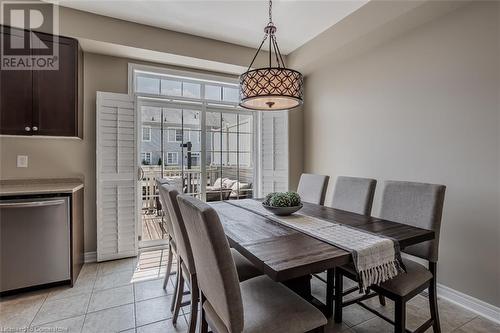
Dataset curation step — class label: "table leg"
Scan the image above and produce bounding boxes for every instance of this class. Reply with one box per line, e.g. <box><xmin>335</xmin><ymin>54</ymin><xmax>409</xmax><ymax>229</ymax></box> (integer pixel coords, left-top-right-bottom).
<box><xmin>284</xmin><ymin>273</ymin><xmax>336</xmax><ymax>319</ymax></box>
<box><xmin>325</xmin><ymin>268</ymin><xmax>335</xmax><ymax>318</ymax></box>
<box><xmin>334</xmin><ymin>268</ymin><xmax>343</xmax><ymax>323</ymax></box>
<box><xmin>283</xmin><ymin>275</ymin><xmax>312</xmax><ymax>300</ymax></box>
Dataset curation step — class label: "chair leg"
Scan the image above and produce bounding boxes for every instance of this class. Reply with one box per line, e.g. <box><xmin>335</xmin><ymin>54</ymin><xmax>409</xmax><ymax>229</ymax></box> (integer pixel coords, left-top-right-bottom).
<box><xmin>378</xmin><ymin>294</ymin><xmax>386</xmax><ymax>306</ymax></box>
<box><xmin>394</xmin><ymin>300</ymin><xmax>406</xmax><ymax>333</ymax></box>
<box><xmin>163</xmin><ymin>242</ymin><xmax>174</xmax><ymax>290</ymax></box>
<box><xmin>334</xmin><ymin>269</ymin><xmax>343</xmax><ymax>323</ymax></box>
<box><xmin>170</xmin><ymin>255</ymin><xmax>180</xmax><ymax>313</ymax></box>
<box><xmin>172</xmin><ymin>262</ymin><xmax>184</xmax><ymax>325</ymax></box>
<box><xmin>200</xmin><ymin>292</ymin><xmax>208</xmax><ymax>333</ymax></box>
<box><xmin>188</xmin><ymin>274</ymin><xmax>199</xmax><ymax>333</ymax></box>
<box><xmin>429</xmin><ymin>265</ymin><xmax>441</xmax><ymax>333</ymax></box>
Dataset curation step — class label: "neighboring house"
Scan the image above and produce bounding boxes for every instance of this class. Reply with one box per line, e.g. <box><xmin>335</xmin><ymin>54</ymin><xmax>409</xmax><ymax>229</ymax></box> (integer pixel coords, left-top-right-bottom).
<box><xmin>141</xmin><ymin>122</ymin><xmax>206</xmax><ymax>167</ymax></box>
<box><xmin>140</xmin><ymin>107</ymin><xmax>253</xmax><ymax>170</ymax></box>
<box><xmin>140</xmin><ymin>107</ymin><xmax>207</xmax><ymax>167</ymax></box>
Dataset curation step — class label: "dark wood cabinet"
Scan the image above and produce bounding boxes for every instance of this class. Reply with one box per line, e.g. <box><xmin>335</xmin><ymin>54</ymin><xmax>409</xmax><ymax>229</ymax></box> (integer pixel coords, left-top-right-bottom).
<box><xmin>0</xmin><ymin>27</ymin><xmax>82</xmax><ymax>137</ymax></box>
<box><xmin>0</xmin><ymin>67</ymin><xmax>33</xmax><ymax>135</ymax></box>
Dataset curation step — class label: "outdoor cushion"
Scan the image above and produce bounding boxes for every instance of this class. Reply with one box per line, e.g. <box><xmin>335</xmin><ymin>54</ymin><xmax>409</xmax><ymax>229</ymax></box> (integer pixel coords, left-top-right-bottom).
<box><xmin>230</xmin><ymin>182</ymin><xmax>250</xmax><ymax>197</ymax></box>
<box><xmin>222</xmin><ymin>178</ymin><xmax>236</xmax><ymax>189</ymax></box>
<box><xmin>203</xmin><ymin>275</ymin><xmax>327</xmax><ymax>333</ymax></box>
<box><xmin>212</xmin><ymin>178</ymin><xmax>226</xmax><ymax>188</ymax></box>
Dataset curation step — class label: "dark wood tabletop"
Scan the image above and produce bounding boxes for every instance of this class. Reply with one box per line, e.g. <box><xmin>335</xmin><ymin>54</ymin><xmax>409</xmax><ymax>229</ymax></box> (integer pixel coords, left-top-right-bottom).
<box><xmin>210</xmin><ymin>200</ymin><xmax>435</xmax><ymax>282</ymax></box>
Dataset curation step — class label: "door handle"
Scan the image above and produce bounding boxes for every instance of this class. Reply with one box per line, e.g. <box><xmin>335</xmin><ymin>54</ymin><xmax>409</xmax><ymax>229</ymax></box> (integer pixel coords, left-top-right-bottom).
<box><xmin>25</xmin><ymin>126</ymin><xmax>31</xmax><ymax>132</ymax></box>
<box><xmin>0</xmin><ymin>199</ymin><xmax>66</xmax><ymax>208</ymax></box>
<box><xmin>32</xmin><ymin>126</ymin><xmax>38</xmax><ymax>131</ymax></box>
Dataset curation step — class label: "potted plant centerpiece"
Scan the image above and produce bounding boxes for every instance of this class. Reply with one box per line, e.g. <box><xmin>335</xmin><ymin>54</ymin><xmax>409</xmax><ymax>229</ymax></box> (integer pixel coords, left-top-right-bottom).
<box><xmin>262</xmin><ymin>192</ymin><xmax>303</xmax><ymax>216</ymax></box>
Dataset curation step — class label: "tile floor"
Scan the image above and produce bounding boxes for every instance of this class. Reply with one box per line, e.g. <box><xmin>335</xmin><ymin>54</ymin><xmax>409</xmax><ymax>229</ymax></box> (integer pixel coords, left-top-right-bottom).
<box><xmin>1</xmin><ymin>249</ymin><xmax>498</xmax><ymax>333</ymax></box>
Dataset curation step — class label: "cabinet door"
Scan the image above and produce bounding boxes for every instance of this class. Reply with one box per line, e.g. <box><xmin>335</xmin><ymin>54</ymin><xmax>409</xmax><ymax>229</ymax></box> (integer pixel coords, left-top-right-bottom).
<box><xmin>0</xmin><ymin>31</ymin><xmax>34</xmax><ymax>135</ymax></box>
<box><xmin>33</xmin><ymin>34</ymin><xmax>78</xmax><ymax>136</ymax></box>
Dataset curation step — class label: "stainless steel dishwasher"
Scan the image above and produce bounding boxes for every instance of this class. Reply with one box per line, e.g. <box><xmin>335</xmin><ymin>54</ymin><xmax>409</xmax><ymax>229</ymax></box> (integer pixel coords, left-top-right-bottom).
<box><xmin>0</xmin><ymin>196</ymin><xmax>71</xmax><ymax>293</ymax></box>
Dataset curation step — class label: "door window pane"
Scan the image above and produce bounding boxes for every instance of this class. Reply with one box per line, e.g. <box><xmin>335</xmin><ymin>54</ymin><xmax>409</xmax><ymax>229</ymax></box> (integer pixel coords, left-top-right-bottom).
<box><xmin>223</xmin><ymin>87</ymin><xmax>239</xmax><ymax>102</ymax></box>
<box><xmin>238</xmin><ymin>114</ymin><xmax>253</xmax><ymax>133</ymax></box>
<box><xmin>206</xmin><ymin>112</ymin><xmax>221</xmax><ymax>130</ymax></box>
<box><xmin>205</xmin><ymin>85</ymin><xmax>222</xmax><ymax>101</ymax></box>
<box><xmin>182</xmin><ymin>82</ymin><xmax>201</xmax><ymax>98</ymax></box>
<box><xmin>239</xmin><ymin>133</ymin><xmax>253</xmax><ymax>152</ymax></box>
<box><xmin>137</xmin><ymin>77</ymin><xmax>160</xmax><ymax>94</ymax></box>
<box><xmin>221</xmin><ymin>113</ymin><xmax>238</xmax><ymax>132</ymax></box>
<box><xmin>161</xmin><ymin>80</ymin><xmax>182</xmax><ymax>96</ymax></box>
<box><xmin>183</xmin><ymin>110</ymin><xmax>201</xmax><ymax>130</ymax></box>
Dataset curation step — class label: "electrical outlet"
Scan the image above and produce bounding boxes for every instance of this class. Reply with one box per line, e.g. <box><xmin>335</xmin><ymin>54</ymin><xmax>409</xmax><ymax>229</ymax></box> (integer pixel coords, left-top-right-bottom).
<box><xmin>17</xmin><ymin>155</ymin><xmax>28</xmax><ymax>168</ymax></box>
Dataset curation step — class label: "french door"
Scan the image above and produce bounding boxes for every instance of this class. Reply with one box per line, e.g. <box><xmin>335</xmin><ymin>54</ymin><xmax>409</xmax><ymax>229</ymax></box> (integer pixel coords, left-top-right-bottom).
<box><xmin>136</xmin><ymin>97</ymin><xmax>257</xmax><ymax>248</ymax></box>
<box><xmin>95</xmin><ymin>90</ymin><xmax>287</xmax><ymax>259</ymax></box>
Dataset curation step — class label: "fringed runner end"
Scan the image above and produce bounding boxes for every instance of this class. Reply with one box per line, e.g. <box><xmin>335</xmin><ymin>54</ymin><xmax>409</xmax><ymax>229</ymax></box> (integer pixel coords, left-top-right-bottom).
<box><xmin>358</xmin><ymin>260</ymin><xmax>403</xmax><ymax>293</ymax></box>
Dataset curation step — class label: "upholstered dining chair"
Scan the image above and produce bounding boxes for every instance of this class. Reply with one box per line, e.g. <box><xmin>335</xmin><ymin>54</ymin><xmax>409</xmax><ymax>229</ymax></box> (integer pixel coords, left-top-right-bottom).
<box><xmin>156</xmin><ymin>180</ymin><xmax>177</xmax><ymax>291</ymax></box>
<box><xmin>334</xmin><ymin>181</ymin><xmax>446</xmax><ymax>333</ymax></box>
<box><xmin>297</xmin><ymin>173</ymin><xmax>330</xmax><ymax>205</ymax></box>
<box><xmin>177</xmin><ymin>195</ymin><xmax>328</xmax><ymax>333</ymax></box>
<box><xmin>161</xmin><ymin>185</ymin><xmax>262</xmax><ymax>333</ymax></box>
<box><xmin>331</xmin><ymin>176</ymin><xmax>377</xmax><ymax>215</ymax></box>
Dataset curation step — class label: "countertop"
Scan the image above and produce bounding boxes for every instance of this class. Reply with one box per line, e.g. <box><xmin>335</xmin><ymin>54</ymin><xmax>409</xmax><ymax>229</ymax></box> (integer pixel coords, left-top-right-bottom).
<box><xmin>0</xmin><ymin>178</ymin><xmax>84</xmax><ymax>196</ymax></box>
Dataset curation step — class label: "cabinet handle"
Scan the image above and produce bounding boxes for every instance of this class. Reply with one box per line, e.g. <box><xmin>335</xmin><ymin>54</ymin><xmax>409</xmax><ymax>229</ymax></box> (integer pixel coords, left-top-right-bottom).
<box><xmin>32</xmin><ymin>126</ymin><xmax>38</xmax><ymax>131</ymax></box>
<box><xmin>25</xmin><ymin>126</ymin><xmax>31</xmax><ymax>132</ymax></box>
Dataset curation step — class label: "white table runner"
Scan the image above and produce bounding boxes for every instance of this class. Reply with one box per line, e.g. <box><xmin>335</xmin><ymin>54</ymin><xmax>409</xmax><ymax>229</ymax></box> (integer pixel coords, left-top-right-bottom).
<box><xmin>227</xmin><ymin>199</ymin><xmax>404</xmax><ymax>291</ymax></box>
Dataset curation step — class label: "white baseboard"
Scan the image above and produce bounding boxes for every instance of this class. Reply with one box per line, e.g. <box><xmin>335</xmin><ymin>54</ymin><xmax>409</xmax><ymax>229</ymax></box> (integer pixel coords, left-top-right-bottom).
<box><xmin>437</xmin><ymin>283</ymin><xmax>500</xmax><ymax>324</ymax></box>
<box><xmin>84</xmin><ymin>251</ymin><xmax>97</xmax><ymax>263</ymax></box>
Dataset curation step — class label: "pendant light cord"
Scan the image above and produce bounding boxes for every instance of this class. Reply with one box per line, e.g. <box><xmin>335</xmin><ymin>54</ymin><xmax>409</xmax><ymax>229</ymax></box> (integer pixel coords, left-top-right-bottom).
<box><xmin>269</xmin><ymin>0</ymin><xmax>273</xmax><ymax>24</ymax></box>
<box><xmin>245</xmin><ymin>0</ymin><xmax>286</xmax><ymax>71</ymax></box>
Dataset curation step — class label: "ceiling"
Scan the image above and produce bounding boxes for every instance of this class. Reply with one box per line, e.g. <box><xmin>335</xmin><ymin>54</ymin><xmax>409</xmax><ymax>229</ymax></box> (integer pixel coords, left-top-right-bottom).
<box><xmin>55</xmin><ymin>0</ymin><xmax>369</xmax><ymax>54</ymax></box>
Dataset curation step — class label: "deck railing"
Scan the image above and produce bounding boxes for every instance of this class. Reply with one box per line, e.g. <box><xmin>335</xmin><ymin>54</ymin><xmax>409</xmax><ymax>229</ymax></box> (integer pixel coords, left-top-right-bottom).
<box><xmin>141</xmin><ymin>165</ymin><xmax>254</xmax><ymax>211</ymax></box>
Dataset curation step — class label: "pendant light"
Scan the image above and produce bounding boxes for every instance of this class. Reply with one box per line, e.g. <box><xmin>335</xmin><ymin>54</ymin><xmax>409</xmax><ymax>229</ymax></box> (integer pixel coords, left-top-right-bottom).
<box><xmin>239</xmin><ymin>0</ymin><xmax>303</xmax><ymax>111</ymax></box>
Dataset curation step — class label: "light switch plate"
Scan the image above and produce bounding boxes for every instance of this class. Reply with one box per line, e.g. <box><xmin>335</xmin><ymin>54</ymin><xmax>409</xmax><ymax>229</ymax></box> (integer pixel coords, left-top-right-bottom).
<box><xmin>17</xmin><ymin>155</ymin><xmax>28</xmax><ymax>168</ymax></box>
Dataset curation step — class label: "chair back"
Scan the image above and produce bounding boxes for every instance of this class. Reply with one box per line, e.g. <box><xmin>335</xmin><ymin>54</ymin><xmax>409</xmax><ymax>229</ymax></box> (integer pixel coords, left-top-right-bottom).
<box><xmin>157</xmin><ymin>180</ymin><xmax>176</xmax><ymax>242</ymax></box>
<box><xmin>177</xmin><ymin>195</ymin><xmax>244</xmax><ymax>333</ymax></box>
<box><xmin>380</xmin><ymin>181</ymin><xmax>446</xmax><ymax>262</ymax></box>
<box><xmin>161</xmin><ymin>184</ymin><xmax>196</xmax><ymax>274</ymax></box>
<box><xmin>297</xmin><ymin>173</ymin><xmax>330</xmax><ymax>205</ymax></box>
<box><xmin>331</xmin><ymin>176</ymin><xmax>377</xmax><ymax>215</ymax></box>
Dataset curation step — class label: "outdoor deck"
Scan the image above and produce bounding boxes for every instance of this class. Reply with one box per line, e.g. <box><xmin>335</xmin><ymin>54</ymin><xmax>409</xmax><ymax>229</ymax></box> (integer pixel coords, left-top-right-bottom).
<box><xmin>141</xmin><ymin>212</ymin><xmax>167</xmax><ymax>242</ymax></box>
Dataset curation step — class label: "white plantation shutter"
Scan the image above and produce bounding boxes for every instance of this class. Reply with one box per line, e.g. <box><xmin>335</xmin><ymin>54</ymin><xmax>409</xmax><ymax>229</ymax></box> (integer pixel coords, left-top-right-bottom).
<box><xmin>96</xmin><ymin>92</ymin><xmax>138</xmax><ymax>261</ymax></box>
<box><xmin>259</xmin><ymin>111</ymin><xmax>289</xmax><ymax>196</ymax></box>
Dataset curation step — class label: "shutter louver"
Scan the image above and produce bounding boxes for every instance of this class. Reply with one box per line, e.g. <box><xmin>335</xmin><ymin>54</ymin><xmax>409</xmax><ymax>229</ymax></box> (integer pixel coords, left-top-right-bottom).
<box><xmin>260</xmin><ymin>111</ymin><xmax>289</xmax><ymax>196</ymax></box>
<box><xmin>96</xmin><ymin>92</ymin><xmax>138</xmax><ymax>261</ymax></box>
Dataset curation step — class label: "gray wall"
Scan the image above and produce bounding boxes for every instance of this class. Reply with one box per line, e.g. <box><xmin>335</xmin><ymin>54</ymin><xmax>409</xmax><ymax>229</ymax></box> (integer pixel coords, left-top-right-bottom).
<box><xmin>290</xmin><ymin>1</ymin><xmax>499</xmax><ymax>306</ymax></box>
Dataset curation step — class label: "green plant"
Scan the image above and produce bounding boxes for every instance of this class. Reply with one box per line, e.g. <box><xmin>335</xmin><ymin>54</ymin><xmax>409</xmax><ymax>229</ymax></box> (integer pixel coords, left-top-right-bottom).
<box><xmin>263</xmin><ymin>192</ymin><xmax>276</xmax><ymax>205</ymax></box>
<box><xmin>285</xmin><ymin>192</ymin><xmax>301</xmax><ymax>206</ymax></box>
<box><xmin>269</xmin><ymin>192</ymin><xmax>291</xmax><ymax>207</ymax></box>
<box><xmin>264</xmin><ymin>192</ymin><xmax>302</xmax><ymax>207</ymax></box>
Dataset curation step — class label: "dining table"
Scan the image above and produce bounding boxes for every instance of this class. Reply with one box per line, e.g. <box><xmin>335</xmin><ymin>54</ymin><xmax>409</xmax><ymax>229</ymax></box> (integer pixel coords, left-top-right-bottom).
<box><xmin>209</xmin><ymin>199</ymin><xmax>435</xmax><ymax>318</ymax></box>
